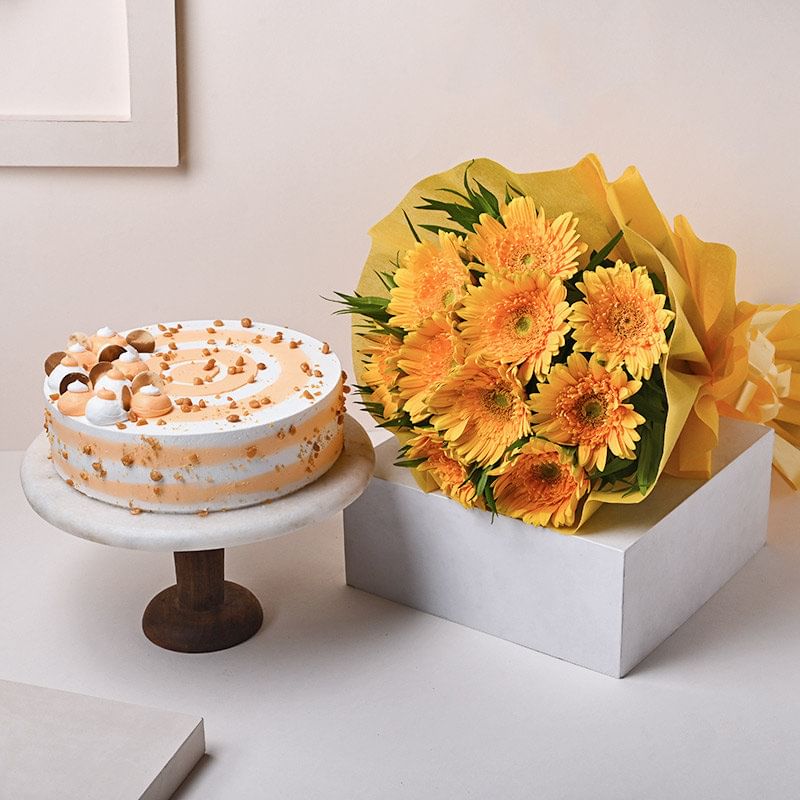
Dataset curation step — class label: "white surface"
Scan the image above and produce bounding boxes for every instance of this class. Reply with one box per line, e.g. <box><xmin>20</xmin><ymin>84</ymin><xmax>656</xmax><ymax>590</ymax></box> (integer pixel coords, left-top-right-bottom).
<box><xmin>2</xmin><ymin>0</ymin><xmax>799</xmax><ymax>445</ymax></box>
<box><xmin>0</xmin><ymin>0</ymin><xmax>131</xmax><ymax>120</ymax></box>
<box><xmin>19</xmin><ymin>416</ymin><xmax>373</xmax><ymax>551</ymax></box>
<box><xmin>0</xmin><ymin>0</ymin><xmax>177</xmax><ymax>166</ymax></box>
<box><xmin>0</xmin><ymin>680</ymin><xmax>204</xmax><ymax>800</ymax></box>
<box><xmin>2</xmin><ymin>448</ymin><xmax>800</xmax><ymax>798</ymax></box>
<box><xmin>345</xmin><ymin>419</ymin><xmax>773</xmax><ymax>676</ymax></box>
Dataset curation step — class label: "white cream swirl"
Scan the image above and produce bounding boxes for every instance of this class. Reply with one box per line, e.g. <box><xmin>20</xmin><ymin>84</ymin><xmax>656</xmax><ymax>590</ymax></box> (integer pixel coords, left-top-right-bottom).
<box><xmin>85</xmin><ymin>393</ymin><xmax>128</xmax><ymax>426</ymax></box>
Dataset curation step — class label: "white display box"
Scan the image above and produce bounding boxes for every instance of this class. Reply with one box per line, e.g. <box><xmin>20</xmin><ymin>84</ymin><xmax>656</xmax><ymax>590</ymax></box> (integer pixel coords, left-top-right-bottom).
<box><xmin>344</xmin><ymin>418</ymin><xmax>774</xmax><ymax>677</ymax></box>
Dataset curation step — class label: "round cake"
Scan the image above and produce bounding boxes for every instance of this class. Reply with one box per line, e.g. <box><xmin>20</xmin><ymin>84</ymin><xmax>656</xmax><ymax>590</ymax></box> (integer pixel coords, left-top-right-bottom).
<box><xmin>42</xmin><ymin>319</ymin><xmax>346</xmax><ymax>513</ymax></box>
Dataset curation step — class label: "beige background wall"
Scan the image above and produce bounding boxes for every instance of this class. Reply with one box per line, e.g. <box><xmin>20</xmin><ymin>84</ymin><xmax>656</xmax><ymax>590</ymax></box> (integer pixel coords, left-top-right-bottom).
<box><xmin>2</xmin><ymin>0</ymin><xmax>799</xmax><ymax>449</ymax></box>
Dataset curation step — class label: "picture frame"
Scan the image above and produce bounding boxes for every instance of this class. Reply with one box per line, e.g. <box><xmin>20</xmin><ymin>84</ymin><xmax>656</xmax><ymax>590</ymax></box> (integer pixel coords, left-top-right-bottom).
<box><xmin>0</xmin><ymin>0</ymin><xmax>179</xmax><ymax>168</ymax></box>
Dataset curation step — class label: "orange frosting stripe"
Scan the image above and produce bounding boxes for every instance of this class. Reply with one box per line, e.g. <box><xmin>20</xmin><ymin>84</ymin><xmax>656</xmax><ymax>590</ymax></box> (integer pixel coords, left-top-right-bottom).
<box><xmin>52</xmin><ymin>427</ymin><xmax>343</xmax><ymax>505</ymax></box>
<box><xmin>48</xmin><ymin>401</ymin><xmax>342</xmax><ymax>468</ymax></box>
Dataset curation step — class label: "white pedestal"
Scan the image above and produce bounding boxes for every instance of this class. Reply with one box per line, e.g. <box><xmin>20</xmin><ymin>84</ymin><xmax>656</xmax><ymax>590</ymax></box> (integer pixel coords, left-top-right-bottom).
<box><xmin>0</xmin><ymin>680</ymin><xmax>204</xmax><ymax>800</ymax></box>
<box><xmin>344</xmin><ymin>418</ymin><xmax>774</xmax><ymax>677</ymax></box>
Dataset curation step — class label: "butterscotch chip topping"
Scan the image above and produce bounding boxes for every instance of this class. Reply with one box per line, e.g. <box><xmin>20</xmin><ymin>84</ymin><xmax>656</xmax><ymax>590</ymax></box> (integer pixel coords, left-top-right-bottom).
<box><xmin>66</xmin><ymin>479</ymin><xmax>74</xmax><ymax>487</ymax></box>
<box><xmin>157</xmin><ymin>419</ymin><xmax>167</xmax><ymax>425</ymax></box>
<box><xmin>300</xmin><ymin>362</ymin><xmax>311</xmax><ymax>374</ymax></box>
<box><xmin>227</xmin><ymin>414</ymin><xmax>240</xmax><ymax>423</ymax></box>
<box><xmin>207</xmin><ymin>327</ymin><xmax>216</xmax><ymax>334</ymax></box>
<box><xmin>203</xmin><ymin>359</ymin><xmax>216</xmax><ymax>370</ymax></box>
<box><xmin>289</xmin><ymin>340</ymin><xmax>299</xmax><ymax>349</ymax></box>
<box><xmin>271</xmin><ymin>332</ymin><xmax>283</xmax><ymax>343</ymax></box>
<box><xmin>248</xmin><ymin>399</ymin><xmax>260</xmax><ymax>409</ymax></box>
<box><xmin>322</xmin><ymin>342</ymin><xmax>331</xmax><ymax>354</ymax></box>
<box><xmin>214</xmin><ymin>319</ymin><xmax>223</xmax><ymax>326</ymax></box>
<box><xmin>202</xmin><ymin>348</ymin><xmax>211</xmax><ymax>357</ymax></box>
<box><xmin>193</xmin><ymin>377</ymin><xmax>203</xmax><ymax>385</ymax></box>
<box><xmin>198</xmin><ymin>399</ymin><xmax>207</xmax><ymax>408</ymax></box>
<box><xmin>229</xmin><ymin>401</ymin><xmax>238</xmax><ymax>409</ymax></box>
<box><xmin>82</xmin><ymin>444</ymin><xmax>94</xmax><ymax>455</ymax></box>
<box><xmin>49</xmin><ymin>393</ymin><xmax>59</xmax><ymax>401</ymax></box>
<box><xmin>136</xmin><ymin>419</ymin><xmax>148</xmax><ymax>426</ymax></box>
<box><xmin>128</xmin><ymin>411</ymin><xmax>139</xmax><ymax>422</ymax></box>
<box><xmin>313</xmin><ymin>369</ymin><xmax>323</xmax><ymax>378</ymax></box>
<box><xmin>303</xmin><ymin>390</ymin><xmax>314</xmax><ymax>400</ymax></box>
<box><xmin>241</xmin><ymin>317</ymin><xmax>252</xmax><ymax>328</ymax></box>
<box><xmin>257</xmin><ymin>362</ymin><xmax>266</xmax><ymax>370</ymax></box>
<box><xmin>157</xmin><ymin>324</ymin><xmax>167</xmax><ymax>331</ymax></box>
<box><xmin>180</xmin><ymin>404</ymin><xmax>192</xmax><ymax>413</ymax></box>
<box><xmin>121</xmin><ymin>454</ymin><xmax>134</xmax><ymax>467</ymax></box>
<box><xmin>197</xmin><ymin>509</ymin><xmax>209</xmax><ymax>517</ymax></box>
<box><xmin>150</xmin><ymin>469</ymin><xmax>163</xmax><ymax>482</ymax></box>
<box><xmin>235</xmin><ymin>355</ymin><xmax>245</xmax><ymax>366</ymax></box>
<box><xmin>246</xmin><ymin>445</ymin><xmax>257</xmax><ymax>458</ymax></box>
<box><xmin>130</xmin><ymin>507</ymin><xmax>142</xmax><ymax>515</ymax></box>
<box><xmin>289</xmin><ymin>424</ymin><xmax>297</xmax><ymax>435</ymax></box>
<box><xmin>160</xmin><ymin>361</ymin><xmax>169</xmax><ymax>370</ymax></box>
<box><xmin>115</xmin><ymin>422</ymin><xmax>127</xmax><ymax>429</ymax></box>
<box><xmin>227</xmin><ymin>366</ymin><xmax>236</xmax><ymax>375</ymax></box>
<box><xmin>168</xmin><ymin>342</ymin><xmax>177</xmax><ymax>350</ymax></box>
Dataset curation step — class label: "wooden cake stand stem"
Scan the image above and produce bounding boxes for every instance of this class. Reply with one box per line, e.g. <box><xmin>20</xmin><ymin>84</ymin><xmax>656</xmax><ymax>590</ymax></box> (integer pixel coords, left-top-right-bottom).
<box><xmin>142</xmin><ymin>548</ymin><xmax>263</xmax><ymax>653</ymax></box>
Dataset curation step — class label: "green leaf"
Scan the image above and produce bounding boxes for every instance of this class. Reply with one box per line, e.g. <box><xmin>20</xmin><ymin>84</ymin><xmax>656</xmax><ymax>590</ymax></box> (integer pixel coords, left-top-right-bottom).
<box><xmin>394</xmin><ymin>457</ymin><xmax>427</xmax><ymax>469</ymax></box>
<box><xmin>505</xmin><ymin>436</ymin><xmax>529</xmax><ymax>454</ymax></box>
<box><xmin>483</xmin><ymin>481</ymin><xmax>498</xmax><ymax>515</ymax></box>
<box><xmin>586</xmin><ymin>230</ymin><xmax>624</xmax><ymax>272</ymax></box>
<box><xmin>376</xmin><ymin>270</ymin><xmax>397</xmax><ymax>291</ymax></box>
<box><xmin>416</xmin><ymin>196</ymin><xmax>482</xmax><ymax>233</ymax></box>
<box><xmin>473</xmin><ymin>180</ymin><xmax>501</xmax><ymax>217</ymax></box>
<box><xmin>403</xmin><ymin>209</ymin><xmax>421</xmax><ymax>243</ymax></box>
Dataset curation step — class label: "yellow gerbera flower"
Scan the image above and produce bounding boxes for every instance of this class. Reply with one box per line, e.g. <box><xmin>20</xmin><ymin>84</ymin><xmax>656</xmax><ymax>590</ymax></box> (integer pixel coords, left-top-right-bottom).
<box><xmin>492</xmin><ymin>439</ymin><xmax>589</xmax><ymax>527</ymax></box>
<box><xmin>405</xmin><ymin>430</ymin><xmax>480</xmax><ymax>508</ymax></box>
<box><xmin>459</xmin><ymin>272</ymin><xmax>571</xmax><ymax>382</ymax></box>
<box><xmin>428</xmin><ymin>359</ymin><xmax>531</xmax><ymax>466</ymax></box>
<box><xmin>388</xmin><ymin>231</ymin><xmax>470</xmax><ymax>330</ymax></box>
<box><xmin>529</xmin><ymin>353</ymin><xmax>645</xmax><ymax>471</ymax></box>
<box><xmin>361</xmin><ymin>331</ymin><xmax>403</xmax><ymax>418</ymax></box>
<box><xmin>397</xmin><ymin>315</ymin><xmax>464</xmax><ymax>422</ymax></box>
<box><xmin>570</xmin><ymin>260</ymin><xmax>675</xmax><ymax>379</ymax></box>
<box><xmin>468</xmin><ymin>196</ymin><xmax>586</xmax><ymax>280</ymax></box>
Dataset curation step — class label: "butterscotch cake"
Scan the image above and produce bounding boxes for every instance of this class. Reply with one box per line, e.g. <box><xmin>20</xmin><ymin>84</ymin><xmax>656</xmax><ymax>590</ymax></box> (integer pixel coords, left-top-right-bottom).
<box><xmin>43</xmin><ymin>320</ymin><xmax>346</xmax><ymax>513</ymax></box>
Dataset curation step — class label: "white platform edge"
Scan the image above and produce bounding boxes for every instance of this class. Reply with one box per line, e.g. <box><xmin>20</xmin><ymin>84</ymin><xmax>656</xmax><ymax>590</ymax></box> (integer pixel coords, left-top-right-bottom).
<box><xmin>19</xmin><ymin>415</ymin><xmax>375</xmax><ymax>552</ymax></box>
<box><xmin>1</xmin><ymin>680</ymin><xmax>205</xmax><ymax>800</ymax></box>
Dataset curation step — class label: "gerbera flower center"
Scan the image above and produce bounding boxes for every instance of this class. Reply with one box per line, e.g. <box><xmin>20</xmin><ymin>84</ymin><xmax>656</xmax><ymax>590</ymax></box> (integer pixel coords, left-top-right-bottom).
<box><xmin>577</xmin><ymin>393</ymin><xmax>608</xmax><ymax>425</ymax></box>
<box><xmin>485</xmin><ymin>388</ymin><xmax>513</xmax><ymax>414</ymax></box>
<box><xmin>502</xmin><ymin>238</ymin><xmax>553</xmax><ymax>274</ymax></box>
<box><xmin>611</xmin><ymin>299</ymin><xmax>648</xmax><ymax>338</ymax></box>
<box><xmin>514</xmin><ymin>314</ymin><xmax>533</xmax><ymax>335</ymax></box>
<box><xmin>531</xmin><ymin>460</ymin><xmax>562</xmax><ymax>484</ymax></box>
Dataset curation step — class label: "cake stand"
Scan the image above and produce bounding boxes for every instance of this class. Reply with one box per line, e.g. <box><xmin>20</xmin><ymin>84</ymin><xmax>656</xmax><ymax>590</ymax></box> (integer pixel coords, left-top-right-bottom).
<box><xmin>20</xmin><ymin>416</ymin><xmax>375</xmax><ymax>653</ymax></box>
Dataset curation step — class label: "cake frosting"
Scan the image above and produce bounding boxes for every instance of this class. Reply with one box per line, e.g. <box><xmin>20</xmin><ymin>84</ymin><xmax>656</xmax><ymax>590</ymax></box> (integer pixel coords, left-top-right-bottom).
<box><xmin>43</xmin><ymin>319</ymin><xmax>346</xmax><ymax>513</ymax></box>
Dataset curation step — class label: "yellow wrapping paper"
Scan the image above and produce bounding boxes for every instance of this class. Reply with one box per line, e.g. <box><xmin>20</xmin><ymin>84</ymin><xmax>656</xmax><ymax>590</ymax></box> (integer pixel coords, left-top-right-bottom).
<box><xmin>353</xmin><ymin>155</ymin><xmax>799</xmax><ymax>529</ymax></box>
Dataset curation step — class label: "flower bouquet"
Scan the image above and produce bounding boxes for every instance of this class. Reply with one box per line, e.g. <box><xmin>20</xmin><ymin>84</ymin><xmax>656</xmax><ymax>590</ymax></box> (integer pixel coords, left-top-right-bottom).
<box><xmin>336</xmin><ymin>155</ymin><xmax>799</xmax><ymax>532</ymax></box>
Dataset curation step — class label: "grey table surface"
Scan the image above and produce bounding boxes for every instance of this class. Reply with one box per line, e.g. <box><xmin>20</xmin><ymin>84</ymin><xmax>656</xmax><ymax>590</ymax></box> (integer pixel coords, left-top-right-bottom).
<box><xmin>2</xmin><ymin>445</ymin><xmax>799</xmax><ymax>799</ymax></box>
